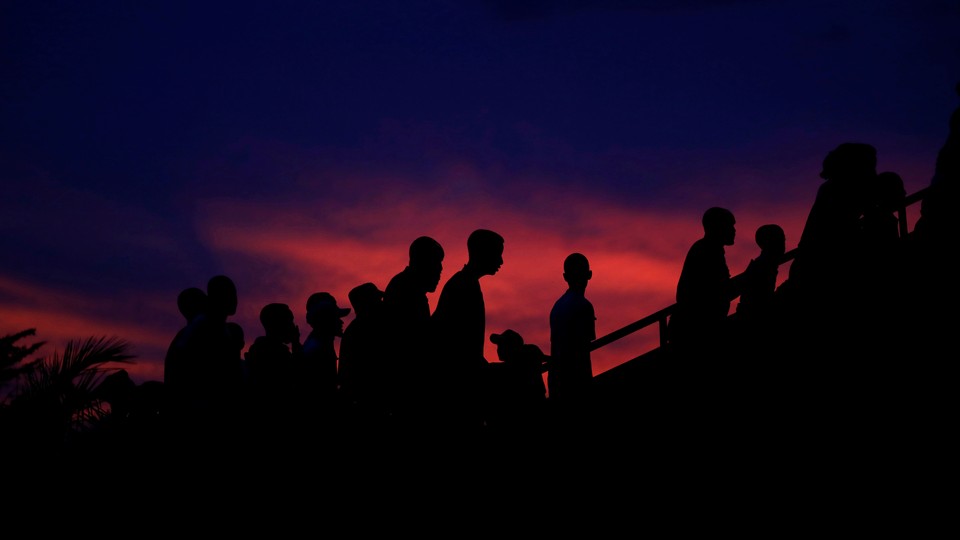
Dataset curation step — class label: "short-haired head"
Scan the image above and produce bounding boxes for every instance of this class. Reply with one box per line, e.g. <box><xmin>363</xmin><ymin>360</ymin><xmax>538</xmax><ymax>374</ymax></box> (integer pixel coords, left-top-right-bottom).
<box><xmin>467</xmin><ymin>229</ymin><xmax>504</xmax><ymax>257</ymax></box>
<box><xmin>177</xmin><ymin>287</ymin><xmax>207</xmax><ymax>321</ymax></box>
<box><xmin>259</xmin><ymin>302</ymin><xmax>293</xmax><ymax>333</ymax></box>
<box><xmin>755</xmin><ymin>224</ymin><xmax>785</xmax><ymax>252</ymax></box>
<box><xmin>409</xmin><ymin>236</ymin><xmax>444</xmax><ymax>265</ymax></box>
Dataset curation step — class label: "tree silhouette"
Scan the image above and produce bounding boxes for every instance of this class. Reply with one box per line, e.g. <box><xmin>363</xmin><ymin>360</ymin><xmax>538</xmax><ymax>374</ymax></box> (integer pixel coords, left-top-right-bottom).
<box><xmin>1</xmin><ymin>333</ymin><xmax>135</xmax><ymax>453</ymax></box>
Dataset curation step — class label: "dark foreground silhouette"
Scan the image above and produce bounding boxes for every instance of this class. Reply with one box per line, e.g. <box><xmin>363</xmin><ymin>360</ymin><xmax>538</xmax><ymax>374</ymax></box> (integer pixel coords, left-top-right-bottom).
<box><xmin>2</xmin><ymin>86</ymin><xmax>958</xmax><ymax>496</ymax></box>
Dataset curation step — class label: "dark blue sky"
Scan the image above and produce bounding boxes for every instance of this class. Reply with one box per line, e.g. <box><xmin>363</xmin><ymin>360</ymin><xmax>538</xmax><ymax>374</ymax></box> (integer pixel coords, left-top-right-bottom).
<box><xmin>2</xmin><ymin>0</ymin><xmax>958</xmax><ymax>382</ymax></box>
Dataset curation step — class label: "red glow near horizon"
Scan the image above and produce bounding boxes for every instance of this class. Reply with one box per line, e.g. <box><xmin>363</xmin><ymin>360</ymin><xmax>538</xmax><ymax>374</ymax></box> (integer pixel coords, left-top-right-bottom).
<box><xmin>1</xmin><ymin>157</ymin><xmax>935</xmax><ymax>388</ymax></box>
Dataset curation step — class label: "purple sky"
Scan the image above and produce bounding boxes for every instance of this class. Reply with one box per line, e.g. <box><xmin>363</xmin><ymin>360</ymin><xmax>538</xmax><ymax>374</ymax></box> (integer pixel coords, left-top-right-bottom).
<box><xmin>1</xmin><ymin>0</ymin><xmax>958</xmax><ymax>386</ymax></box>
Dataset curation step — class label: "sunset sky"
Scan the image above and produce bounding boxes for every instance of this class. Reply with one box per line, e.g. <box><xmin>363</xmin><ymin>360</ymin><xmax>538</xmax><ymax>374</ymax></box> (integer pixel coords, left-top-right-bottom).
<box><xmin>2</xmin><ymin>0</ymin><xmax>958</xmax><ymax>386</ymax></box>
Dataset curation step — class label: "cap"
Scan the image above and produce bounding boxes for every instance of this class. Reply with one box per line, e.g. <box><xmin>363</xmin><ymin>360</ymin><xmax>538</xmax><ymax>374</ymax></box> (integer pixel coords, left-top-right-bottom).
<box><xmin>306</xmin><ymin>292</ymin><xmax>351</xmax><ymax>317</ymax></box>
<box><xmin>348</xmin><ymin>282</ymin><xmax>384</xmax><ymax>311</ymax></box>
<box><xmin>490</xmin><ymin>329</ymin><xmax>523</xmax><ymax>348</ymax></box>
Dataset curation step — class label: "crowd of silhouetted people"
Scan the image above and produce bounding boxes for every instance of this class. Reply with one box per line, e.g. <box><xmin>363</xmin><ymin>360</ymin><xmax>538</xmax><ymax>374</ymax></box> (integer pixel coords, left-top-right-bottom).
<box><xmin>7</xmin><ymin>85</ymin><xmax>958</xmax><ymax>466</ymax></box>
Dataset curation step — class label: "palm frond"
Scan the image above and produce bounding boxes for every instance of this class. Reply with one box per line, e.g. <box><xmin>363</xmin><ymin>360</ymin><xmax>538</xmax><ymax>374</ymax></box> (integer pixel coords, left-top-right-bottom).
<box><xmin>15</xmin><ymin>336</ymin><xmax>136</xmax><ymax>428</ymax></box>
<box><xmin>1</xmin><ymin>328</ymin><xmax>45</xmax><ymax>403</ymax></box>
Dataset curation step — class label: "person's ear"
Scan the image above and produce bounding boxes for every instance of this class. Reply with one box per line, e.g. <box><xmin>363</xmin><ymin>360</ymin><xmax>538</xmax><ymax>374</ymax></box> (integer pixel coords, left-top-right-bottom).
<box><xmin>587</xmin><ymin>270</ymin><xmax>593</xmax><ymax>280</ymax></box>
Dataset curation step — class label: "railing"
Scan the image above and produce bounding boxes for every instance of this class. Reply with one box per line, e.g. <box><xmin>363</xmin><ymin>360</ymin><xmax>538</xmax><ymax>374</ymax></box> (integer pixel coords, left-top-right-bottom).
<box><xmin>586</xmin><ymin>185</ymin><xmax>930</xmax><ymax>373</ymax></box>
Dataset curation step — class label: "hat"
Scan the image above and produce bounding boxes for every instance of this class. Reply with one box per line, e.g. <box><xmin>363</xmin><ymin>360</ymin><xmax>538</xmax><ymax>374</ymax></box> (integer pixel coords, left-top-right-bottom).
<box><xmin>490</xmin><ymin>329</ymin><xmax>523</xmax><ymax>348</ymax></box>
<box><xmin>348</xmin><ymin>282</ymin><xmax>384</xmax><ymax>310</ymax></box>
<box><xmin>306</xmin><ymin>292</ymin><xmax>351</xmax><ymax>317</ymax></box>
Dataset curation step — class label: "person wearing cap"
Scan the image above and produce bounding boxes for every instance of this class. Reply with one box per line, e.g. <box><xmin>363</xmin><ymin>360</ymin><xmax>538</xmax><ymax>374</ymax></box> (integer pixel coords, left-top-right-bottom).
<box><xmin>338</xmin><ymin>282</ymin><xmax>386</xmax><ymax>427</ymax></box>
<box><xmin>486</xmin><ymin>329</ymin><xmax>548</xmax><ymax>437</ymax></box>
<box><xmin>301</xmin><ymin>291</ymin><xmax>351</xmax><ymax>425</ymax></box>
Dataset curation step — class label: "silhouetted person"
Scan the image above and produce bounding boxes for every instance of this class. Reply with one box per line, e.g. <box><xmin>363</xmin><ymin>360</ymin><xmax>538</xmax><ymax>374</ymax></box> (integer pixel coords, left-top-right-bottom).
<box><xmin>164</xmin><ymin>276</ymin><xmax>244</xmax><ymax>446</ymax></box>
<box><xmin>338</xmin><ymin>282</ymin><xmax>386</xmax><ymax>429</ymax></box>
<box><xmin>163</xmin><ymin>286</ymin><xmax>207</xmax><ymax>420</ymax></box>
<box><xmin>381</xmin><ymin>235</ymin><xmax>445</xmax><ymax>431</ymax></box>
<box><xmin>781</xmin><ymin>143</ymin><xmax>877</xmax><ymax>352</ymax></box>
<box><xmin>430</xmin><ymin>228</ymin><xmax>504</xmax><ymax>434</ymax></box>
<box><xmin>302</xmin><ymin>291</ymin><xmax>349</xmax><ymax>426</ymax></box>
<box><xmin>548</xmin><ymin>252</ymin><xmax>596</xmax><ymax>429</ymax></box>
<box><xmin>244</xmin><ymin>302</ymin><xmax>302</xmax><ymax>440</ymax></box>
<box><xmin>485</xmin><ymin>329</ymin><xmax>548</xmax><ymax>440</ymax></box>
<box><xmin>667</xmin><ymin>207</ymin><xmax>739</xmax><ymax>366</ymax></box>
<box><xmin>733</xmin><ymin>224</ymin><xmax>786</xmax><ymax>402</ymax></box>
<box><xmin>736</xmin><ymin>224</ymin><xmax>786</xmax><ymax>324</ymax></box>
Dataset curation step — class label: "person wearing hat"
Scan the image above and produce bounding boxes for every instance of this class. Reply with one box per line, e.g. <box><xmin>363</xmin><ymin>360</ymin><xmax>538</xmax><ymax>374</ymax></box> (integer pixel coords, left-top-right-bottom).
<box><xmin>486</xmin><ymin>329</ymin><xmax>548</xmax><ymax>437</ymax></box>
<box><xmin>338</xmin><ymin>282</ymin><xmax>386</xmax><ymax>427</ymax></box>
<box><xmin>301</xmin><ymin>291</ymin><xmax>351</xmax><ymax>426</ymax></box>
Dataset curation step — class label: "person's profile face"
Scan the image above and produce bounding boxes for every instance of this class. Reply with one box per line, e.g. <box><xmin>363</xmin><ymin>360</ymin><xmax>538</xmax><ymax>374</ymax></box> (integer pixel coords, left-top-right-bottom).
<box><xmin>480</xmin><ymin>244</ymin><xmax>504</xmax><ymax>276</ymax></box>
<box><xmin>426</xmin><ymin>260</ymin><xmax>443</xmax><ymax>292</ymax></box>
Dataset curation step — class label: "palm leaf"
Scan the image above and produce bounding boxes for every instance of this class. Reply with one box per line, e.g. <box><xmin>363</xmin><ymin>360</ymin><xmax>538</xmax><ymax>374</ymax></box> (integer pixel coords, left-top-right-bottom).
<box><xmin>1</xmin><ymin>328</ymin><xmax>45</xmax><ymax>386</ymax></box>
<box><xmin>13</xmin><ymin>335</ymin><xmax>136</xmax><ymax>436</ymax></box>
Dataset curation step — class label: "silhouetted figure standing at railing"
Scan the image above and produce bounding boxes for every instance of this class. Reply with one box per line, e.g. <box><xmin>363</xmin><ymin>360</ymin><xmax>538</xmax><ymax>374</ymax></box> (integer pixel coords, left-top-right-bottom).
<box><xmin>667</xmin><ymin>207</ymin><xmax>740</xmax><ymax>375</ymax></box>
<box><xmin>732</xmin><ymin>224</ymin><xmax>786</xmax><ymax>411</ymax></box>
<box><xmin>243</xmin><ymin>302</ymin><xmax>302</xmax><ymax>441</ymax></box>
<box><xmin>780</xmin><ymin>143</ymin><xmax>877</xmax><ymax>359</ymax></box>
<box><xmin>548</xmin><ymin>252</ymin><xmax>596</xmax><ymax>431</ymax></box>
<box><xmin>302</xmin><ymin>292</ymin><xmax>349</xmax><ymax>430</ymax></box>
<box><xmin>338</xmin><ymin>282</ymin><xmax>386</xmax><ymax>431</ymax></box>
<box><xmin>381</xmin><ymin>235</ymin><xmax>445</xmax><ymax>432</ymax></box>
<box><xmin>485</xmin><ymin>329</ymin><xmax>548</xmax><ymax>441</ymax></box>
<box><xmin>430</xmin><ymin>228</ymin><xmax>504</xmax><ymax>435</ymax></box>
<box><xmin>736</xmin><ymin>224</ymin><xmax>786</xmax><ymax>324</ymax></box>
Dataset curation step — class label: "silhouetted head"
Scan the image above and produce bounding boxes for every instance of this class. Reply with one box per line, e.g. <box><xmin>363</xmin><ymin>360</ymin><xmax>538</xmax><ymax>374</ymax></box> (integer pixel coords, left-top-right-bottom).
<box><xmin>467</xmin><ymin>229</ymin><xmax>504</xmax><ymax>276</ymax></box>
<box><xmin>306</xmin><ymin>292</ymin><xmax>350</xmax><ymax>336</ymax></box>
<box><xmin>702</xmin><ymin>207</ymin><xmax>736</xmax><ymax>246</ymax></box>
<box><xmin>348</xmin><ymin>282</ymin><xmax>384</xmax><ymax>316</ymax></box>
<box><xmin>820</xmin><ymin>142</ymin><xmax>877</xmax><ymax>184</ymax></box>
<box><xmin>755</xmin><ymin>224</ymin><xmax>786</xmax><ymax>257</ymax></box>
<box><xmin>207</xmin><ymin>275</ymin><xmax>238</xmax><ymax>318</ymax></box>
<box><xmin>563</xmin><ymin>252</ymin><xmax>592</xmax><ymax>290</ymax></box>
<box><xmin>490</xmin><ymin>329</ymin><xmax>524</xmax><ymax>362</ymax></box>
<box><xmin>260</xmin><ymin>302</ymin><xmax>294</xmax><ymax>334</ymax></box>
<box><xmin>409</xmin><ymin>236</ymin><xmax>445</xmax><ymax>293</ymax></box>
<box><xmin>177</xmin><ymin>287</ymin><xmax>207</xmax><ymax>322</ymax></box>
